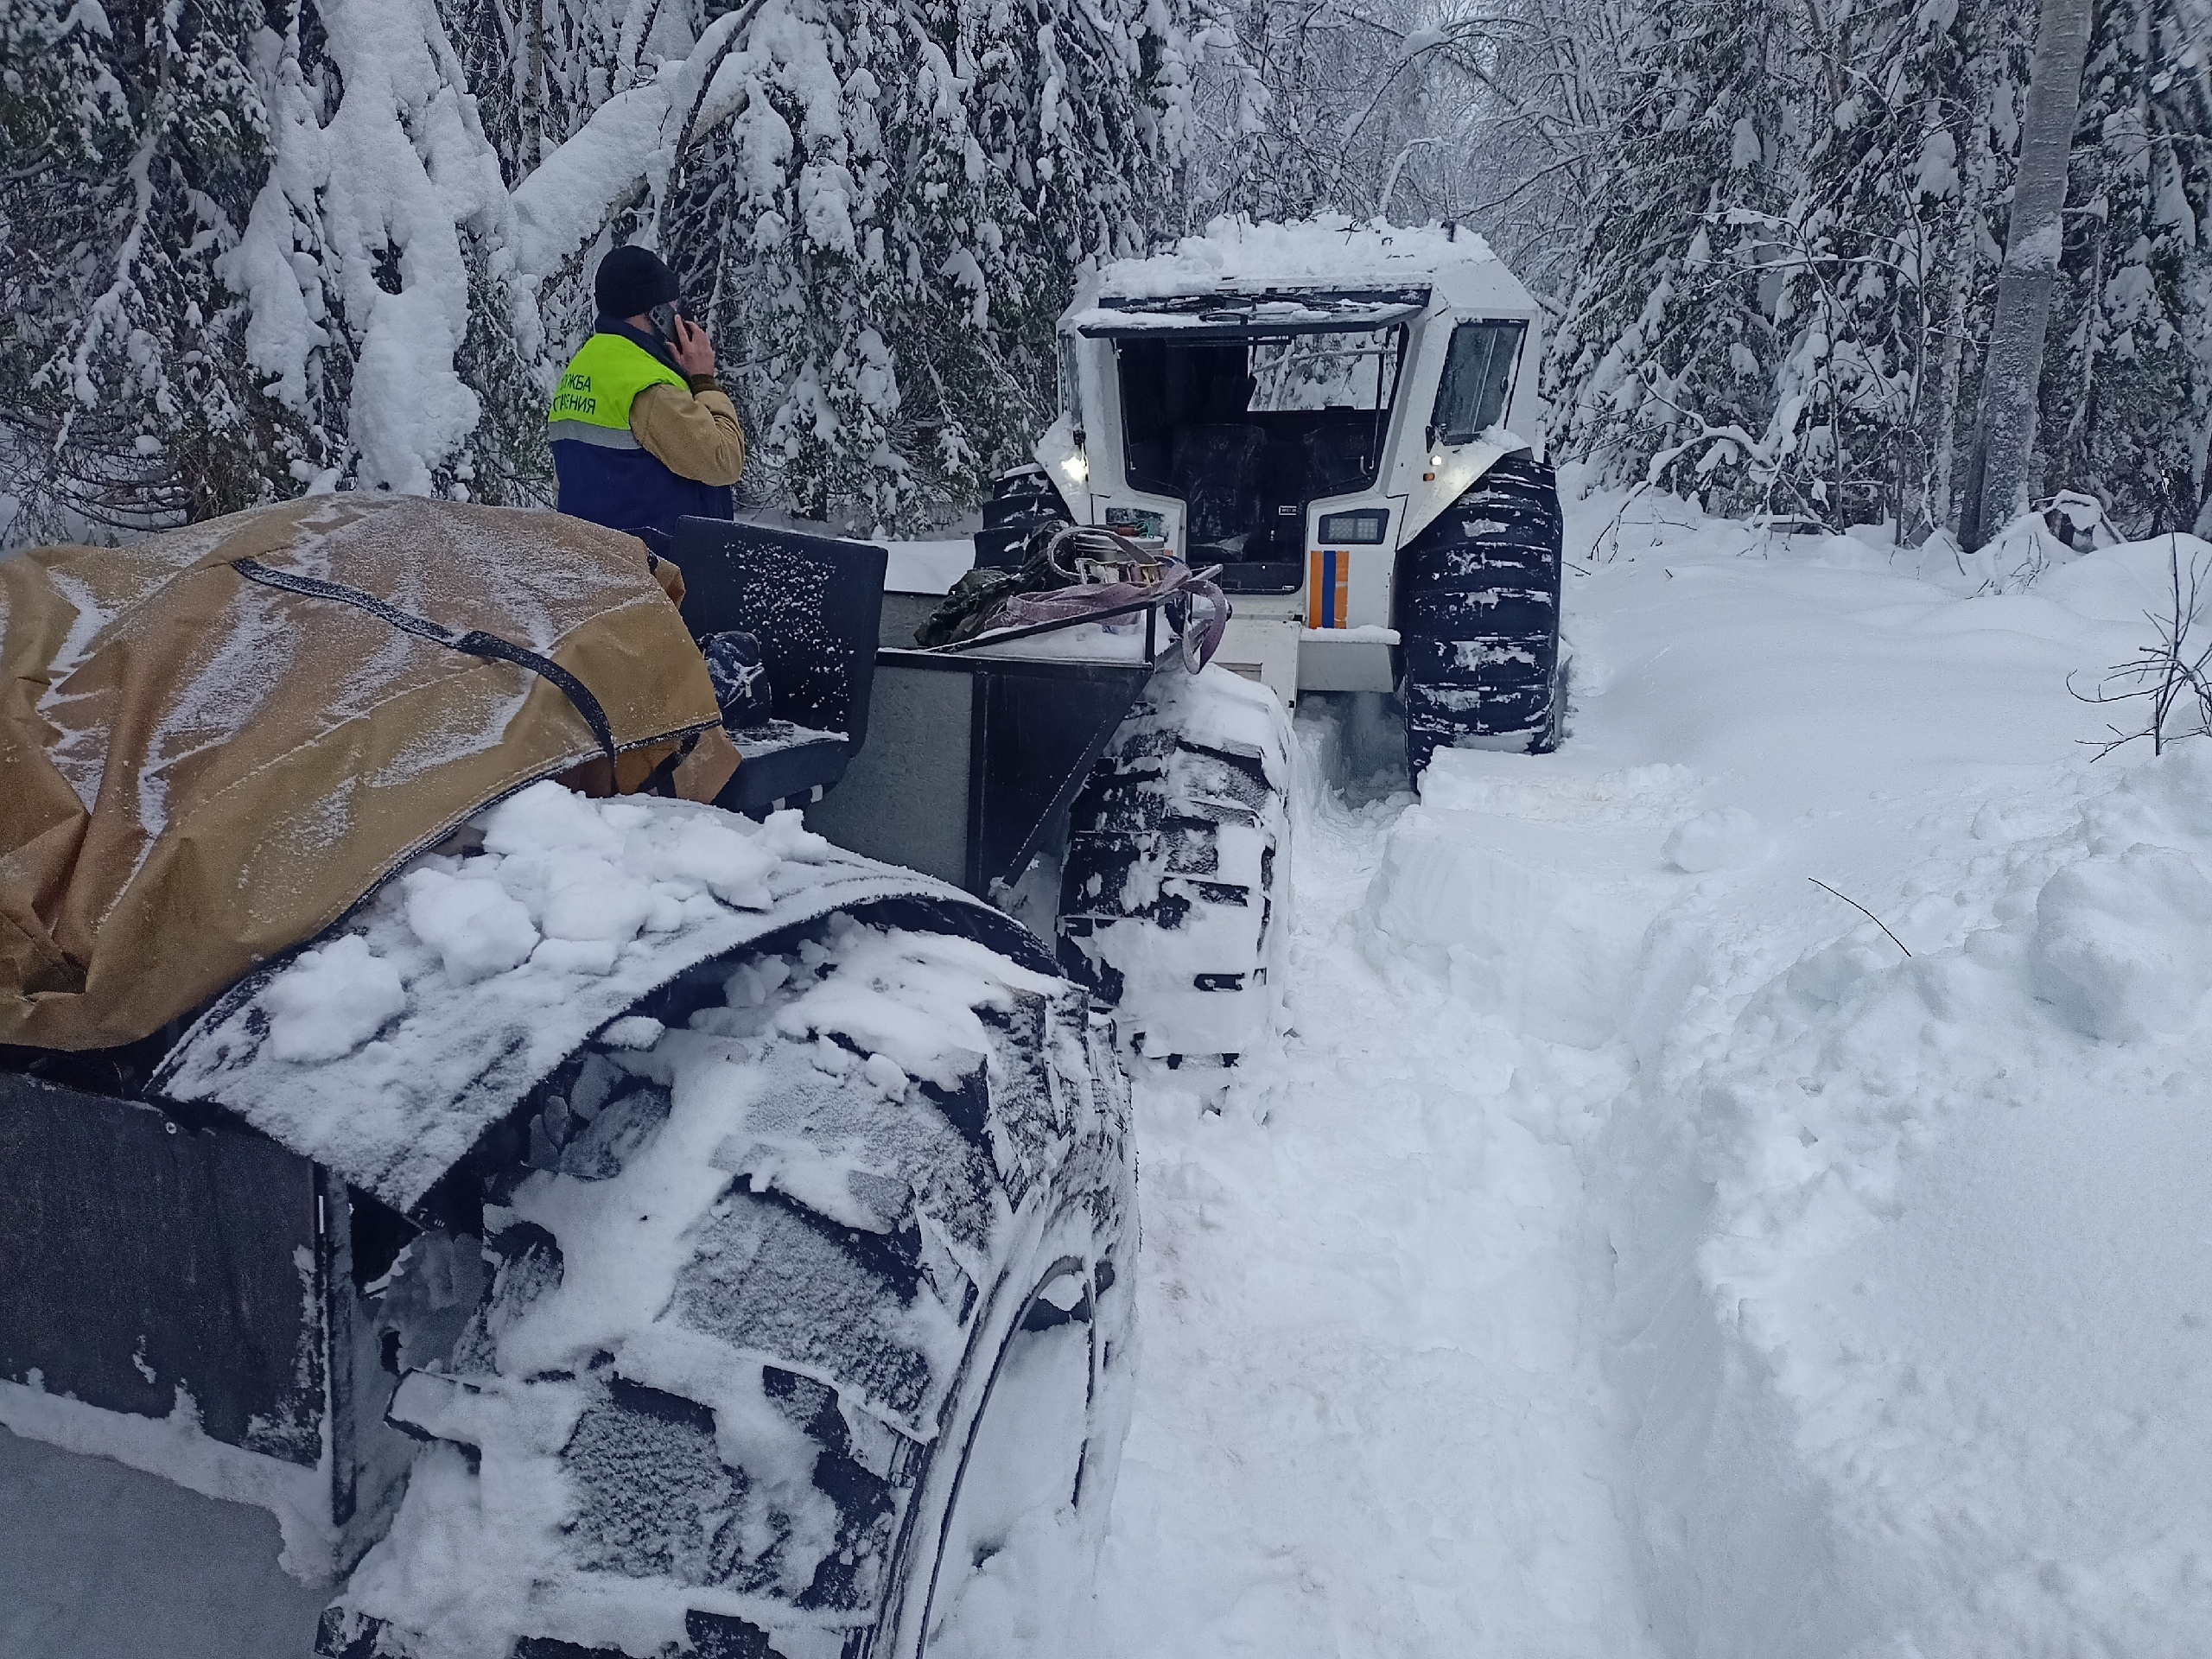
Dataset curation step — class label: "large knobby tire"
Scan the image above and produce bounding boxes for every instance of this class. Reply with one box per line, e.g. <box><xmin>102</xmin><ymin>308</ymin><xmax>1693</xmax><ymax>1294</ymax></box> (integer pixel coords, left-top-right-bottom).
<box><xmin>316</xmin><ymin>900</ymin><xmax>1136</xmax><ymax>1659</ymax></box>
<box><xmin>974</xmin><ymin>466</ymin><xmax>1071</xmax><ymax>569</ymax></box>
<box><xmin>1396</xmin><ymin>450</ymin><xmax>1566</xmax><ymax>777</ymax></box>
<box><xmin>1057</xmin><ymin>665</ymin><xmax>1293</xmax><ymax>1068</ymax></box>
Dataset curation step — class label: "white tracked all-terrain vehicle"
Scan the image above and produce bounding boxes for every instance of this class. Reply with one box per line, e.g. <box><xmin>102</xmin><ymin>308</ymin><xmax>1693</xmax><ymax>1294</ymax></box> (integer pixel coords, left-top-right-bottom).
<box><xmin>936</xmin><ymin>219</ymin><xmax>1568</xmax><ymax>1078</ymax></box>
<box><xmin>980</xmin><ymin>218</ymin><xmax>1567</xmax><ymax>775</ymax></box>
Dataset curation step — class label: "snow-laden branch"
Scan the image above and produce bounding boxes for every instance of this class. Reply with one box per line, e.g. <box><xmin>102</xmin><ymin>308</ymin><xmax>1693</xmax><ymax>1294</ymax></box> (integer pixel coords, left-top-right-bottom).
<box><xmin>224</xmin><ymin>0</ymin><xmax>531</xmax><ymax>493</ymax></box>
<box><xmin>509</xmin><ymin>0</ymin><xmax>767</xmax><ymax>280</ymax></box>
<box><xmin>48</xmin><ymin>111</ymin><xmax>163</xmax><ymax>457</ymax></box>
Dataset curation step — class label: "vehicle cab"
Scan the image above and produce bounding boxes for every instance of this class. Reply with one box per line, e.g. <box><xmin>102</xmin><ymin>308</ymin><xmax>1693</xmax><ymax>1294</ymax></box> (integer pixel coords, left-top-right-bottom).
<box><xmin>984</xmin><ymin>217</ymin><xmax>1549</xmax><ymax>709</ymax></box>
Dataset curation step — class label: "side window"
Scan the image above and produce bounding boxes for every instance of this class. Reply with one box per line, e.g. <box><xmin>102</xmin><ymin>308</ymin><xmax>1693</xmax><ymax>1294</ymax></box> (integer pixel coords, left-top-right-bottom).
<box><xmin>1430</xmin><ymin>321</ymin><xmax>1527</xmax><ymax>445</ymax></box>
<box><xmin>1058</xmin><ymin>333</ymin><xmax>1084</xmax><ymax>433</ymax></box>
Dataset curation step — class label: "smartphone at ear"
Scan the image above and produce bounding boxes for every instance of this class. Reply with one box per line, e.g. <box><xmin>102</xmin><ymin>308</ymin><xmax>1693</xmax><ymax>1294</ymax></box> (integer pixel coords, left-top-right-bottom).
<box><xmin>647</xmin><ymin>301</ymin><xmax>680</xmax><ymax>338</ymax></box>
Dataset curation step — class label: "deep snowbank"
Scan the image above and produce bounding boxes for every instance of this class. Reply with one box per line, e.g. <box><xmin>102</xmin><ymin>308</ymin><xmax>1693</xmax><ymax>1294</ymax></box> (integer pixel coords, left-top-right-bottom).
<box><xmin>1356</xmin><ymin>487</ymin><xmax>2212</xmax><ymax>1654</ymax></box>
<box><xmin>1631</xmin><ymin>744</ymin><xmax>2212</xmax><ymax>1656</ymax></box>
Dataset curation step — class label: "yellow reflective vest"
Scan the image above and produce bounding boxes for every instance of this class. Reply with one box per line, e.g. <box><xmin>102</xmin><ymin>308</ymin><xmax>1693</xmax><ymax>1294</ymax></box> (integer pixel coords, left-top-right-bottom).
<box><xmin>547</xmin><ymin>332</ymin><xmax>690</xmax><ymax>450</ymax></box>
<box><xmin>547</xmin><ymin>331</ymin><xmax>732</xmax><ymax>538</ymax></box>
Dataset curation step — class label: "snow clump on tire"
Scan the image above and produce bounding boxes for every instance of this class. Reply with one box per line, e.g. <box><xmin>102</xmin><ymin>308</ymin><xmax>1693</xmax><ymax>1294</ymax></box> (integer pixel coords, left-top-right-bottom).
<box><xmin>1058</xmin><ymin>664</ymin><xmax>1294</xmax><ymax>1069</ymax></box>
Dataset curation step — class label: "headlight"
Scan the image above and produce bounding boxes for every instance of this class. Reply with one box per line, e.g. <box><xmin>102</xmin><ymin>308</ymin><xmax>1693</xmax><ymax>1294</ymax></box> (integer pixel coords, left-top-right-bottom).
<box><xmin>1067</xmin><ymin>450</ymin><xmax>1089</xmax><ymax>482</ymax></box>
<box><xmin>1318</xmin><ymin>509</ymin><xmax>1388</xmax><ymax>544</ymax></box>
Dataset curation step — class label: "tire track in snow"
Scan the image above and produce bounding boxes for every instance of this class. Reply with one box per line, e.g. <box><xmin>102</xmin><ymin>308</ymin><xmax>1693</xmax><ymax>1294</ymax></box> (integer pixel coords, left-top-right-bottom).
<box><xmin>1088</xmin><ymin>731</ymin><xmax>1656</xmax><ymax>1658</ymax></box>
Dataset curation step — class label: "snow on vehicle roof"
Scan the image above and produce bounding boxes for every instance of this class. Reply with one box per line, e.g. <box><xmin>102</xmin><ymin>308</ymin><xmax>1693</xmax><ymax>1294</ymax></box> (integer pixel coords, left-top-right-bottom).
<box><xmin>1099</xmin><ymin>215</ymin><xmax>1495</xmax><ymax>293</ymax></box>
<box><xmin>1084</xmin><ymin>214</ymin><xmax>1537</xmax><ymax>324</ymax></box>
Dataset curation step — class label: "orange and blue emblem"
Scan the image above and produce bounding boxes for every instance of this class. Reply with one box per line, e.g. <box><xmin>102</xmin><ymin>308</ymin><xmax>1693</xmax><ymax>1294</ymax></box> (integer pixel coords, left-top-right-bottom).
<box><xmin>1307</xmin><ymin>549</ymin><xmax>1351</xmax><ymax>629</ymax></box>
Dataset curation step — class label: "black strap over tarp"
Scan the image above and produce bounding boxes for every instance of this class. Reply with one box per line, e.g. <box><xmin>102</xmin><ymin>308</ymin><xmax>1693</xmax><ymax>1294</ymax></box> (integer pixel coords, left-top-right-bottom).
<box><xmin>232</xmin><ymin>558</ymin><xmax>620</xmax><ymax>763</ymax></box>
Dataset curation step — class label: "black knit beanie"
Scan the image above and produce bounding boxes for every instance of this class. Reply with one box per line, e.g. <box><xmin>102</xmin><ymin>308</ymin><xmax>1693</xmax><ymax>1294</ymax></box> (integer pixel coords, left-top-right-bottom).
<box><xmin>594</xmin><ymin>245</ymin><xmax>679</xmax><ymax>319</ymax></box>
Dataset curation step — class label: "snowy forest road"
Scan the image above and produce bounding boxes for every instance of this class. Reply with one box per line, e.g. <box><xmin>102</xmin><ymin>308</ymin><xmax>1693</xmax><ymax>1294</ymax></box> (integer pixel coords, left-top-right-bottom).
<box><xmin>1088</xmin><ymin>728</ymin><xmax>1658</xmax><ymax>1658</ymax></box>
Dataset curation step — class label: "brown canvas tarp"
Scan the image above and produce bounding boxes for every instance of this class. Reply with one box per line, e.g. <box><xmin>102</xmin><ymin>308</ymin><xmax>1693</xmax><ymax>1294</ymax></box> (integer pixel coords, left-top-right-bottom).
<box><xmin>0</xmin><ymin>494</ymin><xmax>739</xmax><ymax>1051</ymax></box>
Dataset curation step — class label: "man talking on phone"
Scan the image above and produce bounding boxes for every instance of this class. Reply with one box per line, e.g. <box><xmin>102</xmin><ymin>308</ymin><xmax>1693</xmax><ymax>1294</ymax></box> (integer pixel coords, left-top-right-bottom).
<box><xmin>547</xmin><ymin>245</ymin><xmax>746</xmax><ymax>551</ymax></box>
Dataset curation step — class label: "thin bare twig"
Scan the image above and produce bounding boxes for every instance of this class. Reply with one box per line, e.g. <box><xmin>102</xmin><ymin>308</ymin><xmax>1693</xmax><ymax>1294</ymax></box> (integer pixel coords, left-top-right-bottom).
<box><xmin>2068</xmin><ymin>521</ymin><xmax>2210</xmax><ymax>758</ymax></box>
<box><xmin>1808</xmin><ymin>878</ymin><xmax>1912</xmax><ymax>957</ymax></box>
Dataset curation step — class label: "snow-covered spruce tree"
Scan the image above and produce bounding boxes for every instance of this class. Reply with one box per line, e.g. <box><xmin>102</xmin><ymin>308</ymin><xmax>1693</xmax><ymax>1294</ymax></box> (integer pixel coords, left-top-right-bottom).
<box><xmin>1734</xmin><ymin>0</ymin><xmax>2031</xmax><ymax>536</ymax></box>
<box><xmin>2038</xmin><ymin>0</ymin><xmax>2212</xmax><ymax>537</ymax></box>
<box><xmin>1546</xmin><ymin>0</ymin><xmax>2209</xmax><ymax>541</ymax></box>
<box><xmin>1184</xmin><ymin>0</ymin><xmax>1451</xmax><ymax>226</ymax></box>
<box><xmin>221</xmin><ymin>0</ymin><xmax>548</xmax><ymax>502</ymax></box>
<box><xmin>1417</xmin><ymin>0</ymin><xmax>1642</xmax><ymax>302</ymax></box>
<box><xmin>1544</xmin><ymin>0</ymin><xmax>2040</xmax><ymax>533</ymax></box>
<box><xmin>838</xmin><ymin>0</ymin><xmax>1195</xmax><ymax>522</ymax></box>
<box><xmin>447</xmin><ymin>0</ymin><xmax>682</xmax><ymax>188</ymax></box>
<box><xmin>1540</xmin><ymin>0</ymin><xmax>1801</xmax><ymax>518</ymax></box>
<box><xmin>1</xmin><ymin>0</ymin><xmax>552</xmax><ymax>542</ymax></box>
<box><xmin>1176</xmin><ymin>0</ymin><xmax>1637</xmax><ymax>312</ymax></box>
<box><xmin>0</xmin><ymin>0</ymin><xmax>291</xmax><ymax>543</ymax></box>
<box><xmin>870</xmin><ymin>0</ymin><xmax>1199</xmax><ymax>516</ymax></box>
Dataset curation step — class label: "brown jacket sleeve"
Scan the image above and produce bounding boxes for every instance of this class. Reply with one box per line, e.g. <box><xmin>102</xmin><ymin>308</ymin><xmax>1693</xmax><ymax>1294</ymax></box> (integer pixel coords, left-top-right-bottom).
<box><xmin>631</xmin><ymin>380</ymin><xmax>747</xmax><ymax>487</ymax></box>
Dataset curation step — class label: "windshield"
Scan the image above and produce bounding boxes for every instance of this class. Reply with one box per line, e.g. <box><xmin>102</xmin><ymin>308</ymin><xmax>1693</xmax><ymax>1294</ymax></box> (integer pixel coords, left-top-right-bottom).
<box><xmin>1249</xmin><ymin>329</ymin><xmax>1403</xmax><ymax>411</ymax></box>
<box><xmin>1112</xmin><ymin>327</ymin><xmax>1406</xmax><ymax>584</ymax></box>
<box><xmin>1116</xmin><ymin>326</ymin><xmax>1406</xmax><ymax>489</ymax></box>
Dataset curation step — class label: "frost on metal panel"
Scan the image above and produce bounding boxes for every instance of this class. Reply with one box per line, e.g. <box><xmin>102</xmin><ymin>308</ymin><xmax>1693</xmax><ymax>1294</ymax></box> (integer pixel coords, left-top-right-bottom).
<box><xmin>0</xmin><ymin>1376</ymin><xmax>340</xmax><ymax>1580</ymax></box>
<box><xmin>723</xmin><ymin>535</ymin><xmax>853</xmax><ymax>730</ymax></box>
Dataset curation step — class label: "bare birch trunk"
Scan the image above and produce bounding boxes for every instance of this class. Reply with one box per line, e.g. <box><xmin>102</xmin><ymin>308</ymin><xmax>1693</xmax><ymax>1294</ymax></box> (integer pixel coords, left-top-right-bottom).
<box><xmin>520</xmin><ymin>0</ymin><xmax>545</xmax><ymax>173</ymax></box>
<box><xmin>1958</xmin><ymin>0</ymin><xmax>2093</xmax><ymax>550</ymax></box>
